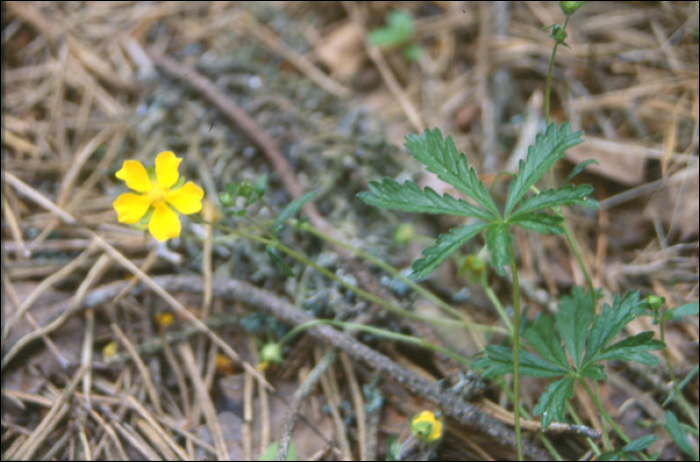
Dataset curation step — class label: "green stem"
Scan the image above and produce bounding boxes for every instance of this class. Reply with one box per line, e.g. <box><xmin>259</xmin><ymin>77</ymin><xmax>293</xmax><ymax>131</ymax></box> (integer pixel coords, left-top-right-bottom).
<box><xmin>595</xmin><ymin>383</ymin><xmax>612</xmax><ymax>451</ymax></box>
<box><xmin>492</xmin><ymin>375</ymin><xmax>564</xmax><ymax>461</ymax></box>
<box><xmin>564</xmin><ymin>400</ymin><xmax>602</xmax><ymax>456</ymax></box>
<box><xmin>508</xmin><ymin>244</ymin><xmax>523</xmax><ymax>461</ymax></box>
<box><xmin>580</xmin><ymin>379</ymin><xmax>651</xmax><ymax>461</ymax></box>
<box><xmin>195</xmin><ymin>218</ymin><xmax>505</xmax><ymax>333</ymax></box>
<box><xmin>298</xmin><ymin>222</ymin><xmax>467</xmax><ymax>323</ymax></box>
<box><xmin>542</xmin><ymin>16</ymin><xmax>597</xmax><ymax>310</ymax></box>
<box><xmin>241</xmin><ymin>213</ymin><xmax>274</xmax><ymax>239</ymax></box>
<box><xmin>659</xmin><ymin>307</ymin><xmax>699</xmax><ymax>429</ymax></box>
<box><xmin>658</xmin><ymin>307</ymin><xmax>677</xmax><ymax>384</ymax></box>
<box><xmin>544</xmin><ymin>42</ymin><xmax>558</xmax><ymax>128</ymax></box>
<box><xmin>559</xmin><ymin>212</ymin><xmax>597</xmax><ymax>312</ymax></box>
<box><xmin>544</xmin><ymin>15</ymin><xmax>570</xmax><ymax>127</ymax></box>
<box><xmin>481</xmin><ymin>271</ymin><xmax>515</xmax><ymax>336</ymax></box>
<box><xmin>278</xmin><ymin>319</ymin><xmax>472</xmax><ymax>368</ymax></box>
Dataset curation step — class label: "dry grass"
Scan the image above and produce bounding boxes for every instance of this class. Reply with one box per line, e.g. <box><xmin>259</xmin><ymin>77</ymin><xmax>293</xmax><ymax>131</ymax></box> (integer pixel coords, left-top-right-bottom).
<box><xmin>2</xmin><ymin>2</ymin><xmax>698</xmax><ymax>460</ymax></box>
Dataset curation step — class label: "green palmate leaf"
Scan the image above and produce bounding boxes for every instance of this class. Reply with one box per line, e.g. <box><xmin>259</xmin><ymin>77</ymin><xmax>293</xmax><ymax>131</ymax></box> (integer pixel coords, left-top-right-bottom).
<box><xmin>273</xmin><ymin>191</ymin><xmax>316</xmax><ymax>235</ymax></box>
<box><xmin>555</xmin><ymin>286</ymin><xmax>594</xmax><ymax>369</ymax></box>
<box><xmin>485</xmin><ymin>224</ymin><xmax>512</xmax><ymax>275</ymax></box>
<box><xmin>411</xmin><ymin>222</ymin><xmax>489</xmax><ymax>279</ymax></box>
<box><xmin>510</xmin><ymin>184</ymin><xmax>597</xmax><ymax>219</ymax></box>
<box><xmin>664</xmin><ymin>410</ymin><xmax>697</xmax><ymax>458</ymax></box>
<box><xmin>522</xmin><ymin>314</ymin><xmax>571</xmax><ymax>371</ymax></box>
<box><xmin>476</xmin><ymin>345</ymin><xmax>568</xmax><ymax>379</ymax></box>
<box><xmin>504</xmin><ymin>123</ymin><xmax>584</xmax><ymax>216</ymax></box>
<box><xmin>589</xmin><ymin>331</ymin><xmax>664</xmax><ymax>366</ymax></box>
<box><xmin>508</xmin><ymin>213</ymin><xmax>564</xmax><ymax>234</ymax></box>
<box><xmin>579</xmin><ymin>363</ymin><xmax>606</xmax><ymax>381</ymax></box>
<box><xmin>405</xmin><ymin>129</ymin><xmax>500</xmax><ymax>219</ymax></box>
<box><xmin>358</xmin><ymin>178</ymin><xmax>495</xmax><ymax>221</ymax></box>
<box><xmin>581</xmin><ymin>291</ymin><xmax>646</xmax><ymax>367</ymax></box>
<box><xmin>533</xmin><ymin>376</ymin><xmax>575</xmax><ymax>430</ymax></box>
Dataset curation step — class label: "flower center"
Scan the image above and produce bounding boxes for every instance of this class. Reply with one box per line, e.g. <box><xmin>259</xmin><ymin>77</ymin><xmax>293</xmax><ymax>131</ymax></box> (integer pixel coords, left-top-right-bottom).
<box><xmin>149</xmin><ymin>185</ymin><xmax>168</xmax><ymax>206</ymax></box>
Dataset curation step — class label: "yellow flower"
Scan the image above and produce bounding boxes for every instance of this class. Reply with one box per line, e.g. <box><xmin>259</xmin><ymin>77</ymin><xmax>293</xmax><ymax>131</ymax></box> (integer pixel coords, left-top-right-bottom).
<box><xmin>102</xmin><ymin>341</ymin><xmax>117</xmax><ymax>361</ymax></box>
<box><xmin>155</xmin><ymin>312</ymin><xmax>175</xmax><ymax>328</ymax></box>
<box><xmin>113</xmin><ymin>151</ymin><xmax>204</xmax><ymax>241</ymax></box>
<box><xmin>411</xmin><ymin>410</ymin><xmax>444</xmax><ymax>443</ymax></box>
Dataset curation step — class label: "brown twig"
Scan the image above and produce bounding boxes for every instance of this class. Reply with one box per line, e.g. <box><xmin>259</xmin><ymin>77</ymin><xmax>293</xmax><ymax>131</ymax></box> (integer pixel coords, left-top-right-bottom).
<box><xmin>240</xmin><ymin>12</ymin><xmax>352</xmax><ymax>99</ymax></box>
<box><xmin>342</xmin><ymin>1</ymin><xmax>425</xmax><ymax>133</ymax></box>
<box><xmin>277</xmin><ymin>349</ymin><xmax>338</xmax><ymax>462</ymax></box>
<box><xmin>146</xmin><ymin>49</ymin><xmax>324</xmax><ymax>230</ymax></box>
<box><xmin>9</xmin><ymin>274</ymin><xmax>551</xmax><ymax>460</ymax></box>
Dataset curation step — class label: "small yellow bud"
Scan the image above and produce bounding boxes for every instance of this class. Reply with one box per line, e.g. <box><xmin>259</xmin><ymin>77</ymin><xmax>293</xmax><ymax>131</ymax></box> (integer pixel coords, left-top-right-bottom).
<box><xmin>102</xmin><ymin>341</ymin><xmax>118</xmax><ymax>361</ymax></box>
<box><xmin>155</xmin><ymin>312</ymin><xmax>175</xmax><ymax>328</ymax></box>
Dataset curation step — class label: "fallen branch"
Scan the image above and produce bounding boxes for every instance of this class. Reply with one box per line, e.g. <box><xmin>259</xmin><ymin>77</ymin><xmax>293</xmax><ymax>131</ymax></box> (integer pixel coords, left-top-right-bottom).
<box><xmin>3</xmin><ymin>274</ymin><xmax>551</xmax><ymax>460</ymax></box>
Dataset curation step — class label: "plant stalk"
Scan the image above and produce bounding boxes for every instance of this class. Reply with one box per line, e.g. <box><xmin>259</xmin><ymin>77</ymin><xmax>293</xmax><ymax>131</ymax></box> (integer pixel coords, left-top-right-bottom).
<box><xmin>508</xmin><ymin>244</ymin><xmax>523</xmax><ymax>461</ymax></box>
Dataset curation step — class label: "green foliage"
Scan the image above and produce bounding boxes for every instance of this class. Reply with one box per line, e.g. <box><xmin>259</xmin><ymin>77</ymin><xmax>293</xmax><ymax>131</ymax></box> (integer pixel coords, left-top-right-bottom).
<box><xmin>266</xmin><ymin>245</ymin><xmax>296</xmax><ymax>277</ymax></box>
<box><xmin>597</xmin><ymin>435</ymin><xmax>657</xmax><ymax>461</ymax></box>
<box><xmin>259</xmin><ymin>441</ymin><xmax>296</xmax><ymax>461</ymax></box>
<box><xmin>411</xmin><ymin>223</ymin><xmax>489</xmax><ymax>280</ymax></box>
<box><xmin>369</xmin><ymin>10</ymin><xmax>415</xmax><ymax>47</ymax></box>
<box><xmin>359</xmin><ymin>123</ymin><xmax>593</xmax><ymax>277</ymax></box>
<box><xmin>510</xmin><ymin>184</ymin><xmax>596</xmax><ymax>219</ymax></box>
<box><xmin>222</xmin><ymin>177</ymin><xmax>266</xmax><ymax>206</ymax></box>
<box><xmin>404</xmin><ymin>128</ymin><xmax>500</xmax><ymax>218</ymax></box>
<box><xmin>663</xmin><ymin>410</ymin><xmax>697</xmax><ymax>459</ymax></box>
<box><xmin>473</xmin><ymin>288</ymin><xmax>665</xmax><ymax>429</ymax></box>
<box><xmin>663</xmin><ymin>301</ymin><xmax>699</xmax><ymax>322</ymax></box>
<box><xmin>507</xmin><ymin>213</ymin><xmax>564</xmax><ymax>235</ymax></box>
<box><xmin>561</xmin><ymin>159</ymin><xmax>599</xmax><ymax>185</ymax></box>
<box><xmin>385</xmin><ymin>434</ymin><xmax>400</xmax><ymax>461</ymax></box>
<box><xmin>485</xmin><ymin>224</ymin><xmax>512</xmax><ymax>276</ymax></box>
<box><xmin>402</xmin><ymin>43</ymin><xmax>423</xmax><ymax>61</ymax></box>
<box><xmin>504</xmin><ymin>123</ymin><xmax>584</xmax><ymax>216</ymax></box>
<box><xmin>560</xmin><ymin>1</ymin><xmax>586</xmax><ymax>16</ymax></box>
<box><xmin>368</xmin><ymin>10</ymin><xmax>424</xmax><ymax>62</ymax></box>
<box><xmin>273</xmin><ymin>191</ymin><xmax>316</xmax><ymax>235</ymax></box>
<box><xmin>358</xmin><ymin>178</ymin><xmax>495</xmax><ymax>221</ymax></box>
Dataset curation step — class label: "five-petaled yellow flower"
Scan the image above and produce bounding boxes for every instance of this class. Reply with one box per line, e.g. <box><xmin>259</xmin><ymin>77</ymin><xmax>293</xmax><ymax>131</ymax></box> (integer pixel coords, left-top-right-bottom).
<box><xmin>411</xmin><ymin>410</ymin><xmax>444</xmax><ymax>443</ymax></box>
<box><xmin>113</xmin><ymin>151</ymin><xmax>204</xmax><ymax>242</ymax></box>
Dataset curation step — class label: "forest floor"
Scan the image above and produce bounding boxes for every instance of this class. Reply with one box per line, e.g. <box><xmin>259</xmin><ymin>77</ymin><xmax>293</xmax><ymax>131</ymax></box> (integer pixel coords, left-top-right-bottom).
<box><xmin>2</xmin><ymin>2</ymin><xmax>698</xmax><ymax>461</ymax></box>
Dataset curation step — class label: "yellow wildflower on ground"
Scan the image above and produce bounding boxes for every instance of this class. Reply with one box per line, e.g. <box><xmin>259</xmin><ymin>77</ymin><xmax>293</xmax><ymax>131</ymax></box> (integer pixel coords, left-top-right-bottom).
<box><xmin>102</xmin><ymin>341</ymin><xmax>117</xmax><ymax>361</ymax></box>
<box><xmin>155</xmin><ymin>312</ymin><xmax>175</xmax><ymax>328</ymax></box>
<box><xmin>113</xmin><ymin>151</ymin><xmax>204</xmax><ymax>241</ymax></box>
<box><xmin>411</xmin><ymin>410</ymin><xmax>444</xmax><ymax>443</ymax></box>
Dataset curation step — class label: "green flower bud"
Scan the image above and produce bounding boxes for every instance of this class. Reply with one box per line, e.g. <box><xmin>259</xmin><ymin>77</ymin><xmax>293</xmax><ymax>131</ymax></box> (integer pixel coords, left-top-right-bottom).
<box><xmin>547</xmin><ymin>24</ymin><xmax>568</xmax><ymax>44</ymax></box>
<box><xmin>560</xmin><ymin>1</ymin><xmax>585</xmax><ymax>16</ymax></box>
<box><xmin>647</xmin><ymin>295</ymin><xmax>665</xmax><ymax>312</ymax></box>
<box><xmin>259</xmin><ymin>342</ymin><xmax>284</xmax><ymax>365</ymax></box>
<box><xmin>219</xmin><ymin>192</ymin><xmax>233</xmax><ymax>206</ymax></box>
<box><xmin>394</xmin><ymin>223</ymin><xmax>416</xmax><ymax>245</ymax></box>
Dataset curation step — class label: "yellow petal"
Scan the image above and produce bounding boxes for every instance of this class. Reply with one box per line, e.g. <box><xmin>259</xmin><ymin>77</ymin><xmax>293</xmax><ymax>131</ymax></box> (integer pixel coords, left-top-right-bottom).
<box><xmin>155</xmin><ymin>151</ymin><xmax>181</xmax><ymax>190</ymax></box>
<box><xmin>427</xmin><ymin>418</ymin><xmax>443</xmax><ymax>442</ymax></box>
<box><xmin>113</xmin><ymin>193</ymin><xmax>152</xmax><ymax>224</ymax></box>
<box><xmin>149</xmin><ymin>203</ymin><xmax>181</xmax><ymax>241</ymax></box>
<box><xmin>166</xmin><ymin>182</ymin><xmax>204</xmax><ymax>215</ymax></box>
<box><xmin>116</xmin><ymin>160</ymin><xmax>152</xmax><ymax>193</ymax></box>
